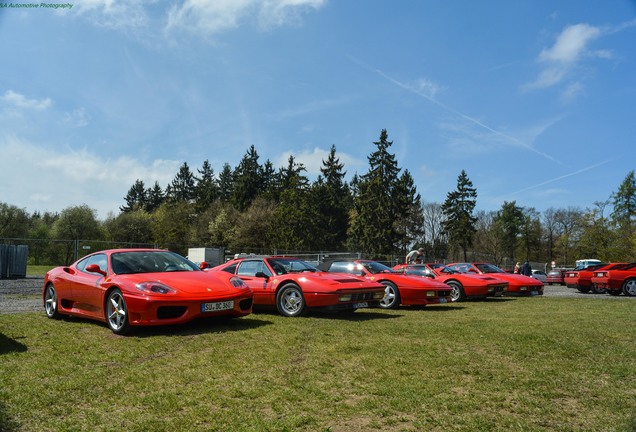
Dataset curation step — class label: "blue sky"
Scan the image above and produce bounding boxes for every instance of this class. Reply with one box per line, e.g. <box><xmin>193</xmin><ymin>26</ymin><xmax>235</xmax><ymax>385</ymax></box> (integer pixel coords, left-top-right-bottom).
<box><xmin>1</xmin><ymin>0</ymin><xmax>635</xmax><ymax>220</ymax></box>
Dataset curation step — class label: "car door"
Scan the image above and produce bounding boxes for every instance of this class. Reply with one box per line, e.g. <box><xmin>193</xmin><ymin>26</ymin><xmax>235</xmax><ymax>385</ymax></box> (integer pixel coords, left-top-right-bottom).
<box><xmin>72</xmin><ymin>253</ymin><xmax>108</xmax><ymax>317</ymax></box>
<box><xmin>235</xmin><ymin>259</ymin><xmax>275</xmax><ymax>305</ymax></box>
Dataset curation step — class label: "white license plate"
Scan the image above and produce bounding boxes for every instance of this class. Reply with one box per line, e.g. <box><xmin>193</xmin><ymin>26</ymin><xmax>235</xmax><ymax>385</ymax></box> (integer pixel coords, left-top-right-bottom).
<box><xmin>439</xmin><ymin>298</ymin><xmax>448</xmax><ymax>304</ymax></box>
<box><xmin>201</xmin><ymin>300</ymin><xmax>234</xmax><ymax>312</ymax></box>
<box><xmin>352</xmin><ymin>302</ymin><xmax>368</xmax><ymax>308</ymax></box>
<box><xmin>531</xmin><ymin>291</ymin><xmax>538</xmax><ymax>296</ymax></box>
<box><xmin>568</xmin><ymin>273</ymin><xmax>575</xmax><ymax>277</ymax></box>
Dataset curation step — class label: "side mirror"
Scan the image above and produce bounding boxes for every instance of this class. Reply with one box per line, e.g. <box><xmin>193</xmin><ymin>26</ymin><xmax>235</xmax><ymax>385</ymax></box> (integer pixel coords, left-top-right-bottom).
<box><xmin>424</xmin><ymin>273</ymin><xmax>435</xmax><ymax>279</ymax></box>
<box><xmin>199</xmin><ymin>262</ymin><xmax>210</xmax><ymax>270</ymax></box>
<box><xmin>255</xmin><ymin>271</ymin><xmax>269</xmax><ymax>280</ymax></box>
<box><xmin>86</xmin><ymin>263</ymin><xmax>107</xmax><ymax>277</ymax></box>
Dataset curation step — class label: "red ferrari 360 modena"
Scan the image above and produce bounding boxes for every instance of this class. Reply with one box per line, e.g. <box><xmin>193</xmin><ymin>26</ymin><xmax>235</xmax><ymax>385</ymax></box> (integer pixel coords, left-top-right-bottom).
<box><xmin>447</xmin><ymin>262</ymin><xmax>544</xmax><ymax>296</ymax></box>
<box><xmin>209</xmin><ymin>256</ymin><xmax>386</xmax><ymax>316</ymax></box>
<box><xmin>392</xmin><ymin>263</ymin><xmax>508</xmax><ymax>302</ymax></box>
<box><xmin>590</xmin><ymin>262</ymin><xmax>636</xmax><ymax>296</ymax></box>
<box><xmin>316</xmin><ymin>259</ymin><xmax>453</xmax><ymax>308</ymax></box>
<box><xmin>43</xmin><ymin>249</ymin><xmax>254</xmax><ymax>335</ymax></box>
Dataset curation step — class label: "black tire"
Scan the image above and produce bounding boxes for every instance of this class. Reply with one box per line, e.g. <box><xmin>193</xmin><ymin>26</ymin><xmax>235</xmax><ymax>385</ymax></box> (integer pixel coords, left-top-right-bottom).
<box><xmin>44</xmin><ymin>283</ymin><xmax>61</xmax><ymax>319</ymax></box>
<box><xmin>105</xmin><ymin>289</ymin><xmax>131</xmax><ymax>335</ymax></box>
<box><xmin>577</xmin><ymin>286</ymin><xmax>591</xmax><ymax>294</ymax></box>
<box><xmin>622</xmin><ymin>279</ymin><xmax>636</xmax><ymax>297</ymax></box>
<box><xmin>607</xmin><ymin>290</ymin><xmax>621</xmax><ymax>296</ymax></box>
<box><xmin>590</xmin><ymin>284</ymin><xmax>605</xmax><ymax>294</ymax></box>
<box><xmin>379</xmin><ymin>281</ymin><xmax>401</xmax><ymax>309</ymax></box>
<box><xmin>447</xmin><ymin>280</ymin><xmax>465</xmax><ymax>302</ymax></box>
<box><xmin>276</xmin><ymin>284</ymin><xmax>306</xmax><ymax>317</ymax></box>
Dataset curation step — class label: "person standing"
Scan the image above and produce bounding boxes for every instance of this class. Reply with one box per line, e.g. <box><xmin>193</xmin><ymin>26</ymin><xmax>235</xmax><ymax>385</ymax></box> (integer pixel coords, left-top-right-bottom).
<box><xmin>405</xmin><ymin>248</ymin><xmax>424</xmax><ymax>264</ymax></box>
<box><xmin>514</xmin><ymin>262</ymin><xmax>521</xmax><ymax>274</ymax></box>
<box><xmin>521</xmin><ymin>260</ymin><xmax>532</xmax><ymax>276</ymax></box>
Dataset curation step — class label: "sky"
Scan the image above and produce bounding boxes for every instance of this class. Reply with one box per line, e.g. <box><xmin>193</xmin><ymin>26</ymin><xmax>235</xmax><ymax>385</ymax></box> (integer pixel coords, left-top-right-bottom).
<box><xmin>1</xmin><ymin>0</ymin><xmax>635</xmax><ymax>221</ymax></box>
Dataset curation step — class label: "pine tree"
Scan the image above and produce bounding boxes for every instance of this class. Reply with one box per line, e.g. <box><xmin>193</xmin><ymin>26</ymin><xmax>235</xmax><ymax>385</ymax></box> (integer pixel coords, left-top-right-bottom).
<box><xmin>120</xmin><ymin>179</ymin><xmax>147</xmax><ymax>213</ymax></box>
<box><xmin>350</xmin><ymin>129</ymin><xmax>402</xmax><ymax>257</ymax></box>
<box><xmin>494</xmin><ymin>200</ymin><xmax>524</xmax><ymax>262</ymax></box>
<box><xmin>194</xmin><ymin>160</ymin><xmax>219</xmax><ymax>212</ymax></box>
<box><xmin>232</xmin><ymin>145</ymin><xmax>263</xmax><ymax>211</ymax></box>
<box><xmin>394</xmin><ymin>169</ymin><xmax>425</xmax><ymax>257</ymax></box>
<box><xmin>146</xmin><ymin>181</ymin><xmax>164</xmax><ymax>213</ymax></box>
<box><xmin>441</xmin><ymin>170</ymin><xmax>477</xmax><ymax>261</ymax></box>
<box><xmin>167</xmin><ymin>162</ymin><xmax>196</xmax><ymax>203</ymax></box>
<box><xmin>218</xmin><ymin>163</ymin><xmax>234</xmax><ymax>202</ymax></box>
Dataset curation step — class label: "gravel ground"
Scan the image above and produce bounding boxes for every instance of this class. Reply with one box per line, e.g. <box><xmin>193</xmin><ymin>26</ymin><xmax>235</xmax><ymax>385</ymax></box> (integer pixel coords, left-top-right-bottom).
<box><xmin>0</xmin><ymin>277</ymin><xmax>633</xmax><ymax>315</ymax></box>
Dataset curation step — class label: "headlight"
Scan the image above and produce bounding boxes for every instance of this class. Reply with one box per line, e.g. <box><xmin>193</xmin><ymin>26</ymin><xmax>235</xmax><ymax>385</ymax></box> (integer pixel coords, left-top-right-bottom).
<box><xmin>426</xmin><ymin>291</ymin><xmax>436</xmax><ymax>297</ymax></box>
<box><xmin>136</xmin><ymin>282</ymin><xmax>176</xmax><ymax>294</ymax></box>
<box><xmin>339</xmin><ymin>294</ymin><xmax>352</xmax><ymax>302</ymax></box>
<box><xmin>229</xmin><ymin>276</ymin><xmax>249</xmax><ymax>289</ymax></box>
<box><xmin>373</xmin><ymin>291</ymin><xmax>385</xmax><ymax>300</ymax></box>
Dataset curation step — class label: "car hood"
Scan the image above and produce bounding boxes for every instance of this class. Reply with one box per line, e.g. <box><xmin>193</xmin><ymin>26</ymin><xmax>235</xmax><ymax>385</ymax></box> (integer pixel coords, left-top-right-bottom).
<box><xmin>112</xmin><ymin>271</ymin><xmax>239</xmax><ymax>294</ymax></box>
<box><xmin>291</xmin><ymin>272</ymin><xmax>385</xmax><ymax>288</ymax></box>
<box><xmin>485</xmin><ymin>273</ymin><xmax>543</xmax><ymax>286</ymax></box>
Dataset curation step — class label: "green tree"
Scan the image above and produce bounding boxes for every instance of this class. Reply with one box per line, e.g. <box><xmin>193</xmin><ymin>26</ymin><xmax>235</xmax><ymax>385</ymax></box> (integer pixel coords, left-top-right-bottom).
<box><xmin>310</xmin><ymin>145</ymin><xmax>351</xmax><ymax>250</ymax></box>
<box><xmin>394</xmin><ymin>170</ymin><xmax>424</xmax><ymax>258</ymax></box>
<box><xmin>519</xmin><ymin>207</ymin><xmax>542</xmax><ymax>261</ymax></box>
<box><xmin>218</xmin><ymin>163</ymin><xmax>234</xmax><ymax>202</ymax></box>
<box><xmin>120</xmin><ymin>179</ymin><xmax>147</xmax><ymax>212</ymax></box>
<box><xmin>0</xmin><ymin>202</ymin><xmax>30</xmax><ymax>238</ymax></box>
<box><xmin>441</xmin><ymin>170</ymin><xmax>477</xmax><ymax>261</ymax></box>
<box><xmin>53</xmin><ymin>205</ymin><xmax>103</xmax><ymax>264</ymax></box>
<box><xmin>232</xmin><ymin>197</ymin><xmax>277</xmax><ymax>252</ymax></box>
<box><xmin>349</xmin><ymin>129</ymin><xmax>402</xmax><ymax>257</ymax></box>
<box><xmin>166</xmin><ymin>162</ymin><xmax>197</xmax><ymax>203</ymax></box>
<box><xmin>146</xmin><ymin>181</ymin><xmax>165</xmax><ymax>212</ymax></box>
<box><xmin>232</xmin><ymin>145</ymin><xmax>263</xmax><ymax>211</ymax></box>
<box><xmin>494</xmin><ymin>201</ymin><xmax>524</xmax><ymax>263</ymax></box>
<box><xmin>610</xmin><ymin>171</ymin><xmax>636</xmax><ymax>259</ymax></box>
<box><xmin>194</xmin><ymin>160</ymin><xmax>219</xmax><ymax>212</ymax></box>
<box><xmin>151</xmin><ymin>202</ymin><xmax>194</xmax><ymax>252</ymax></box>
<box><xmin>104</xmin><ymin>210</ymin><xmax>154</xmax><ymax>245</ymax></box>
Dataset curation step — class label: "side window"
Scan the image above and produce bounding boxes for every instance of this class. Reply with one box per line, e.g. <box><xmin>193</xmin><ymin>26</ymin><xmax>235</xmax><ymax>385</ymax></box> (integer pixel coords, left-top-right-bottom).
<box><xmin>237</xmin><ymin>260</ymin><xmax>269</xmax><ymax>277</ymax></box>
<box><xmin>79</xmin><ymin>254</ymin><xmax>108</xmax><ymax>274</ymax></box>
<box><xmin>330</xmin><ymin>262</ymin><xmax>358</xmax><ymax>275</ymax></box>
<box><xmin>222</xmin><ymin>263</ymin><xmax>238</xmax><ymax>274</ymax></box>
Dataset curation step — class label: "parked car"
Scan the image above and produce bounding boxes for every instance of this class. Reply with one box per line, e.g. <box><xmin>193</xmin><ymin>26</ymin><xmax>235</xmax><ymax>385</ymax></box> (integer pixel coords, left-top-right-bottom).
<box><xmin>564</xmin><ymin>263</ymin><xmax>613</xmax><ymax>294</ymax></box>
<box><xmin>209</xmin><ymin>256</ymin><xmax>386</xmax><ymax>316</ymax></box>
<box><xmin>392</xmin><ymin>263</ymin><xmax>508</xmax><ymax>302</ymax></box>
<box><xmin>531</xmin><ymin>270</ymin><xmax>547</xmax><ymax>283</ymax></box>
<box><xmin>316</xmin><ymin>259</ymin><xmax>453</xmax><ymax>308</ymax></box>
<box><xmin>590</xmin><ymin>263</ymin><xmax>636</xmax><ymax>296</ymax></box>
<box><xmin>43</xmin><ymin>249</ymin><xmax>254</xmax><ymax>335</ymax></box>
<box><xmin>447</xmin><ymin>262</ymin><xmax>544</xmax><ymax>296</ymax></box>
<box><xmin>546</xmin><ymin>269</ymin><xmax>566</xmax><ymax>285</ymax></box>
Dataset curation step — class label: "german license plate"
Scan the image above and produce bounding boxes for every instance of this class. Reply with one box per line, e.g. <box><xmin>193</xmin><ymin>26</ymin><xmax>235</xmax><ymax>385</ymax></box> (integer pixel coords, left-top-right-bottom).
<box><xmin>352</xmin><ymin>302</ymin><xmax>368</xmax><ymax>308</ymax></box>
<box><xmin>201</xmin><ymin>300</ymin><xmax>234</xmax><ymax>312</ymax></box>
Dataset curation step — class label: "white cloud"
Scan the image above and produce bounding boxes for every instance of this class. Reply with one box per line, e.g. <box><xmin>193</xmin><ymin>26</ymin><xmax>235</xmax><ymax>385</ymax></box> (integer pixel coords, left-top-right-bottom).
<box><xmin>1</xmin><ymin>90</ymin><xmax>52</xmax><ymax>110</ymax></box>
<box><xmin>165</xmin><ymin>0</ymin><xmax>326</xmax><ymax>36</ymax></box>
<box><xmin>73</xmin><ymin>0</ymin><xmax>151</xmax><ymax>30</ymax></box>
<box><xmin>0</xmin><ymin>135</ymin><xmax>180</xmax><ymax>219</ymax></box>
<box><xmin>63</xmin><ymin>108</ymin><xmax>91</xmax><ymax>128</ymax></box>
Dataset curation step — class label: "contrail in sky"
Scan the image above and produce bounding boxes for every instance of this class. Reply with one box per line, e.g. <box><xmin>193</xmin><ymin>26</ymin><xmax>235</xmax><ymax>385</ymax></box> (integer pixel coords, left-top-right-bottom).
<box><xmin>350</xmin><ymin>56</ymin><xmax>561</xmax><ymax>164</ymax></box>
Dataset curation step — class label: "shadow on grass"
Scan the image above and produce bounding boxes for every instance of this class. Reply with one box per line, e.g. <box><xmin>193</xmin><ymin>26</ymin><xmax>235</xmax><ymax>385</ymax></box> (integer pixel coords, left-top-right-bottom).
<box><xmin>0</xmin><ymin>402</ymin><xmax>19</xmax><ymax>432</ymax></box>
<box><xmin>53</xmin><ymin>314</ymin><xmax>273</xmax><ymax>338</ymax></box>
<box><xmin>252</xmin><ymin>307</ymin><xmax>403</xmax><ymax>321</ymax></box>
<box><xmin>0</xmin><ymin>333</ymin><xmax>27</xmax><ymax>355</ymax></box>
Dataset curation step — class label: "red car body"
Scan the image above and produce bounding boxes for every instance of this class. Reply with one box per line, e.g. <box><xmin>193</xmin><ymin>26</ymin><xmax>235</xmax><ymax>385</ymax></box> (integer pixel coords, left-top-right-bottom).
<box><xmin>315</xmin><ymin>259</ymin><xmax>453</xmax><ymax>308</ymax></box>
<box><xmin>447</xmin><ymin>262</ymin><xmax>544</xmax><ymax>296</ymax></box>
<box><xmin>563</xmin><ymin>263</ymin><xmax>618</xmax><ymax>293</ymax></box>
<box><xmin>392</xmin><ymin>263</ymin><xmax>508</xmax><ymax>302</ymax></box>
<box><xmin>590</xmin><ymin>262</ymin><xmax>636</xmax><ymax>296</ymax></box>
<box><xmin>210</xmin><ymin>256</ymin><xmax>386</xmax><ymax>316</ymax></box>
<box><xmin>546</xmin><ymin>269</ymin><xmax>566</xmax><ymax>285</ymax></box>
<box><xmin>42</xmin><ymin>249</ymin><xmax>254</xmax><ymax>334</ymax></box>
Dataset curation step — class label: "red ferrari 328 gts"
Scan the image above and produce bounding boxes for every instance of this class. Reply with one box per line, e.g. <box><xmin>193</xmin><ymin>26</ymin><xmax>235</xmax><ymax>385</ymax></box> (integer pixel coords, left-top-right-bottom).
<box><xmin>448</xmin><ymin>262</ymin><xmax>544</xmax><ymax>296</ymax></box>
<box><xmin>43</xmin><ymin>249</ymin><xmax>254</xmax><ymax>334</ymax></box>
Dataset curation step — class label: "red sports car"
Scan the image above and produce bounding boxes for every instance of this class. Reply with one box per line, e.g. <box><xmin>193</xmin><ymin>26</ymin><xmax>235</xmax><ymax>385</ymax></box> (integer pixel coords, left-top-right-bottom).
<box><xmin>316</xmin><ymin>259</ymin><xmax>452</xmax><ymax>308</ymax></box>
<box><xmin>563</xmin><ymin>263</ymin><xmax>617</xmax><ymax>294</ymax></box>
<box><xmin>43</xmin><ymin>249</ymin><xmax>254</xmax><ymax>335</ymax></box>
<box><xmin>590</xmin><ymin>262</ymin><xmax>636</xmax><ymax>296</ymax></box>
<box><xmin>447</xmin><ymin>262</ymin><xmax>544</xmax><ymax>296</ymax></box>
<box><xmin>392</xmin><ymin>263</ymin><xmax>508</xmax><ymax>302</ymax></box>
<box><xmin>210</xmin><ymin>256</ymin><xmax>386</xmax><ymax>316</ymax></box>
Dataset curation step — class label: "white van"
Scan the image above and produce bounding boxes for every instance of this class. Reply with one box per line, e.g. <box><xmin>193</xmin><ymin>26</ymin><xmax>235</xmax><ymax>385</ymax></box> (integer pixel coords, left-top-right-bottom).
<box><xmin>575</xmin><ymin>259</ymin><xmax>602</xmax><ymax>269</ymax></box>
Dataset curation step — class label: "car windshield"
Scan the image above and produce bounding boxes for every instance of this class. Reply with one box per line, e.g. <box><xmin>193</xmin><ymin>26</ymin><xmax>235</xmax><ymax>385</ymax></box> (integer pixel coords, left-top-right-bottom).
<box><xmin>402</xmin><ymin>266</ymin><xmax>430</xmax><ymax>276</ymax></box>
<box><xmin>111</xmin><ymin>251</ymin><xmax>199</xmax><ymax>275</ymax></box>
<box><xmin>266</xmin><ymin>258</ymin><xmax>317</xmax><ymax>274</ymax></box>
<box><xmin>474</xmin><ymin>263</ymin><xmax>505</xmax><ymax>274</ymax></box>
<box><xmin>361</xmin><ymin>261</ymin><xmax>395</xmax><ymax>275</ymax></box>
<box><xmin>429</xmin><ymin>263</ymin><xmax>458</xmax><ymax>274</ymax></box>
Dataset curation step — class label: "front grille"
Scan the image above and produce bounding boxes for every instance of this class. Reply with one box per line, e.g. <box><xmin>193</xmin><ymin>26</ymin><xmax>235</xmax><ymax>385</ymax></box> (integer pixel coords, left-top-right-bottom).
<box><xmin>350</xmin><ymin>292</ymin><xmax>375</xmax><ymax>301</ymax></box>
<box><xmin>239</xmin><ymin>298</ymin><xmax>253</xmax><ymax>310</ymax></box>
<box><xmin>438</xmin><ymin>290</ymin><xmax>451</xmax><ymax>297</ymax></box>
<box><xmin>157</xmin><ymin>306</ymin><xmax>187</xmax><ymax>319</ymax></box>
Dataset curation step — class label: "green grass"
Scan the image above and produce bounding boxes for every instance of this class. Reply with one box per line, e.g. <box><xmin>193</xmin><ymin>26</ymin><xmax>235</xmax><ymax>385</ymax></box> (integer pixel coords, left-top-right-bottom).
<box><xmin>26</xmin><ymin>265</ymin><xmax>54</xmax><ymax>276</ymax></box>
<box><xmin>1</xmin><ymin>298</ymin><xmax>635</xmax><ymax>431</ymax></box>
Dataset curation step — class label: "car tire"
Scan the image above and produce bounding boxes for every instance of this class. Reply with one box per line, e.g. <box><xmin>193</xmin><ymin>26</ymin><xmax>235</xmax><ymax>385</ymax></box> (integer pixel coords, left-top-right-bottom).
<box><xmin>276</xmin><ymin>283</ymin><xmax>306</xmax><ymax>317</ymax></box>
<box><xmin>622</xmin><ymin>279</ymin><xmax>636</xmax><ymax>297</ymax></box>
<box><xmin>379</xmin><ymin>281</ymin><xmax>401</xmax><ymax>309</ymax></box>
<box><xmin>576</xmin><ymin>286</ymin><xmax>591</xmax><ymax>294</ymax></box>
<box><xmin>590</xmin><ymin>284</ymin><xmax>606</xmax><ymax>294</ymax></box>
<box><xmin>447</xmin><ymin>280</ymin><xmax>465</xmax><ymax>302</ymax></box>
<box><xmin>106</xmin><ymin>289</ymin><xmax>131</xmax><ymax>335</ymax></box>
<box><xmin>607</xmin><ymin>290</ymin><xmax>621</xmax><ymax>296</ymax></box>
<box><xmin>44</xmin><ymin>283</ymin><xmax>61</xmax><ymax>319</ymax></box>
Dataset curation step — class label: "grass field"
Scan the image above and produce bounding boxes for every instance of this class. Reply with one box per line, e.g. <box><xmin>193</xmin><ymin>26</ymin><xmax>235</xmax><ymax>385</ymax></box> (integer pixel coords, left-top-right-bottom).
<box><xmin>1</xmin><ymin>297</ymin><xmax>634</xmax><ymax>431</ymax></box>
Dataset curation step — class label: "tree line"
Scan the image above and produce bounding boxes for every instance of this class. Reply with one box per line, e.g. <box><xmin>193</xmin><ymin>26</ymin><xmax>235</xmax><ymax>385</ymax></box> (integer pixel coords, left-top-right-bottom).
<box><xmin>1</xmin><ymin>129</ymin><xmax>635</xmax><ymax>267</ymax></box>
